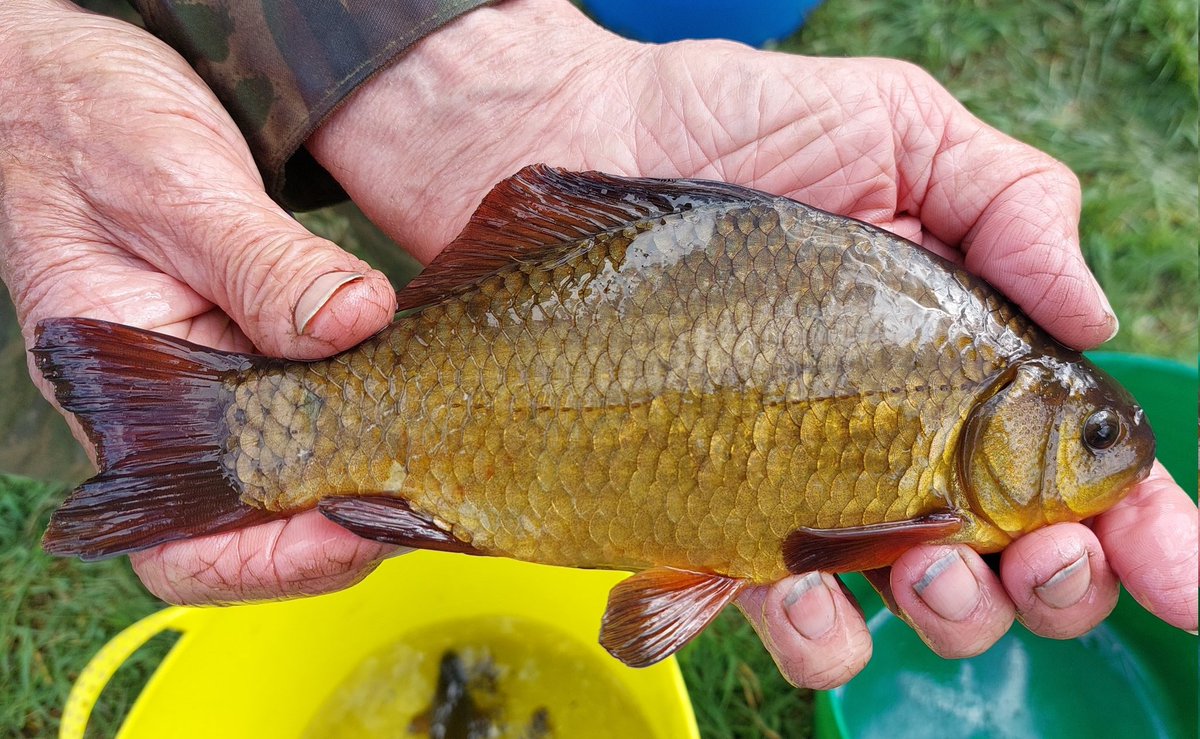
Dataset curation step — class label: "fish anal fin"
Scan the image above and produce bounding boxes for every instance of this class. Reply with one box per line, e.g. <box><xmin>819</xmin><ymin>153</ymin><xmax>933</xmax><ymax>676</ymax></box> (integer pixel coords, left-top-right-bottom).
<box><xmin>317</xmin><ymin>496</ymin><xmax>484</xmax><ymax>556</ymax></box>
<box><xmin>783</xmin><ymin>512</ymin><xmax>964</xmax><ymax>574</ymax></box>
<box><xmin>396</xmin><ymin>164</ymin><xmax>774</xmax><ymax>311</ymax></box>
<box><xmin>599</xmin><ymin>568</ymin><xmax>745</xmax><ymax>668</ymax></box>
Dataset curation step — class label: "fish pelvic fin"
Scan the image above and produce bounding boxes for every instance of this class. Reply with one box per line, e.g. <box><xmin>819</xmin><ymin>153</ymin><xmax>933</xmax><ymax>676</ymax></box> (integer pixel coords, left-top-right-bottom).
<box><xmin>33</xmin><ymin>317</ymin><xmax>277</xmax><ymax>560</ymax></box>
<box><xmin>782</xmin><ymin>511</ymin><xmax>964</xmax><ymax>574</ymax></box>
<box><xmin>600</xmin><ymin>568</ymin><xmax>745</xmax><ymax>668</ymax></box>
<box><xmin>396</xmin><ymin>164</ymin><xmax>777</xmax><ymax>312</ymax></box>
<box><xmin>318</xmin><ymin>496</ymin><xmax>484</xmax><ymax>555</ymax></box>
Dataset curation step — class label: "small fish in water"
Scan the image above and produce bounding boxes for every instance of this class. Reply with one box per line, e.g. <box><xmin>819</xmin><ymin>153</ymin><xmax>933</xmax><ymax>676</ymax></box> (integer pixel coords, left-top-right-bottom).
<box><xmin>409</xmin><ymin>651</ymin><xmax>497</xmax><ymax>739</ymax></box>
<box><xmin>408</xmin><ymin>650</ymin><xmax>552</xmax><ymax>739</ymax></box>
<box><xmin>33</xmin><ymin>165</ymin><xmax>1155</xmax><ymax>667</ymax></box>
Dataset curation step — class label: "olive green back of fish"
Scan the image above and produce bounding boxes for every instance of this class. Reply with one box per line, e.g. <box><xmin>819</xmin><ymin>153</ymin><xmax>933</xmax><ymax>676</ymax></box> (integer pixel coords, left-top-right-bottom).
<box><xmin>225</xmin><ymin>171</ymin><xmax>1044</xmax><ymax>582</ymax></box>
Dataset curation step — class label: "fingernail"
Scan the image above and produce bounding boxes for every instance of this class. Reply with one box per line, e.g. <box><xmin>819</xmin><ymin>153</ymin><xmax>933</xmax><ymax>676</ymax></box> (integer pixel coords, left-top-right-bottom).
<box><xmin>784</xmin><ymin>572</ymin><xmax>836</xmax><ymax>639</ymax></box>
<box><xmin>914</xmin><ymin>550</ymin><xmax>980</xmax><ymax>622</ymax></box>
<box><xmin>1034</xmin><ymin>553</ymin><xmax>1091</xmax><ymax>609</ymax></box>
<box><xmin>294</xmin><ymin>271</ymin><xmax>364</xmax><ymax>335</ymax></box>
<box><xmin>1102</xmin><ymin>312</ymin><xmax>1119</xmax><ymax>342</ymax></box>
<box><xmin>1094</xmin><ymin>280</ymin><xmax>1119</xmax><ymax>341</ymax></box>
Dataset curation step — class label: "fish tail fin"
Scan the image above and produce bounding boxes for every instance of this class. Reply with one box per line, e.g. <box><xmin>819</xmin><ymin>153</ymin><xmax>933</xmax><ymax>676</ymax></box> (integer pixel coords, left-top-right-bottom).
<box><xmin>32</xmin><ymin>317</ymin><xmax>277</xmax><ymax>560</ymax></box>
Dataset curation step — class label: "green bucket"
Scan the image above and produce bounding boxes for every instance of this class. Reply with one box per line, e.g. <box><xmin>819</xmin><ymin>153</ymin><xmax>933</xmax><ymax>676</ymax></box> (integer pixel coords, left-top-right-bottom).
<box><xmin>816</xmin><ymin>353</ymin><xmax>1198</xmax><ymax>738</ymax></box>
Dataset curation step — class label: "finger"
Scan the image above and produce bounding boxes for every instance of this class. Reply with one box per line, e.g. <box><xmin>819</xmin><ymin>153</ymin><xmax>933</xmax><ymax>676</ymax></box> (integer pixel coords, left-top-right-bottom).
<box><xmin>882</xmin><ymin>64</ymin><xmax>1116</xmax><ymax>349</ymax></box>
<box><xmin>1092</xmin><ymin>461</ymin><xmax>1198</xmax><ymax>631</ymax></box>
<box><xmin>129</xmin><ymin>510</ymin><xmax>401</xmax><ymax>605</ymax></box>
<box><xmin>183</xmin><ymin>205</ymin><xmax>396</xmax><ymax>359</ymax></box>
<box><xmin>999</xmin><ymin>523</ymin><xmax>1119</xmax><ymax>638</ymax></box>
<box><xmin>889</xmin><ymin>544</ymin><xmax>1015</xmax><ymax>657</ymax></box>
<box><xmin>957</xmin><ymin>162</ymin><xmax>1115</xmax><ymax>350</ymax></box>
<box><xmin>736</xmin><ymin>572</ymin><xmax>872</xmax><ymax>689</ymax></box>
<box><xmin>121</xmin><ymin>186</ymin><xmax>397</xmax><ymax>360</ymax></box>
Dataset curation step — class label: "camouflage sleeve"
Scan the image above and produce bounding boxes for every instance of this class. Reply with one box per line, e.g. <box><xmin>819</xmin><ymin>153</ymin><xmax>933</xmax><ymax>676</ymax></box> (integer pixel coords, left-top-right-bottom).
<box><xmin>129</xmin><ymin>1</ymin><xmax>495</xmax><ymax>210</ymax></box>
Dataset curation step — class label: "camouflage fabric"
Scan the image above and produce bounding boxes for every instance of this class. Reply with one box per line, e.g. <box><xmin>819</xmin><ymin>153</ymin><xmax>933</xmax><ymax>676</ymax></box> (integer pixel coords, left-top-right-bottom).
<box><xmin>130</xmin><ymin>1</ymin><xmax>494</xmax><ymax>210</ymax></box>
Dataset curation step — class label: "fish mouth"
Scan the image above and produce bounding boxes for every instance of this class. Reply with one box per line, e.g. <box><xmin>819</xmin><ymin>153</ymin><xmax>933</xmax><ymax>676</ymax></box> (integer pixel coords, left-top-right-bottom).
<box><xmin>1130</xmin><ymin>404</ymin><xmax>1157</xmax><ymax>481</ymax></box>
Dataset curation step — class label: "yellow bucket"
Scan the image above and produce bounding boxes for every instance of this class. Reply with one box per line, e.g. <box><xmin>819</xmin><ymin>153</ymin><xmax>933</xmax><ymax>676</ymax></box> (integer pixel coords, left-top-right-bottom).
<box><xmin>61</xmin><ymin>551</ymin><xmax>700</xmax><ymax>738</ymax></box>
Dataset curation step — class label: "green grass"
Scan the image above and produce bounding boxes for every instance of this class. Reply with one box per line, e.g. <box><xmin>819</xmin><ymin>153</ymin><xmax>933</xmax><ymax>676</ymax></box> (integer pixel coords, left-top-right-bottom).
<box><xmin>0</xmin><ymin>475</ymin><xmax>166</xmax><ymax>738</ymax></box>
<box><xmin>3</xmin><ymin>1</ymin><xmax>1196</xmax><ymax>738</ymax></box>
<box><xmin>677</xmin><ymin>612</ymin><xmax>814</xmax><ymax>739</ymax></box>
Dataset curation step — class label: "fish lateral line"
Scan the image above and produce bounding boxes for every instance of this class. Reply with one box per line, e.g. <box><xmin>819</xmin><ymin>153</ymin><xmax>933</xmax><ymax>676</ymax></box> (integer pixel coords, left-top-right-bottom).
<box><xmin>407</xmin><ymin>379</ymin><xmax>987</xmax><ymax>417</ymax></box>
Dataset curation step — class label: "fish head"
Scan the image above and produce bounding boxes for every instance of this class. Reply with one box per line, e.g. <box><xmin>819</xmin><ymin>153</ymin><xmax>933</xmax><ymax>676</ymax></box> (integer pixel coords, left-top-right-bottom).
<box><xmin>958</xmin><ymin>356</ymin><xmax>1155</xmax><ymax>539</ymax></box>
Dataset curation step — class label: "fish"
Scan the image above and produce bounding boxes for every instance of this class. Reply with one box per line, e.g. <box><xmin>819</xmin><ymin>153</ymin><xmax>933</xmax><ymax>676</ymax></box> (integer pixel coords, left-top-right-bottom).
<box><xmin>408</xmin><ymin>650</ymin><xmax>552</xmax><ymax>739</ymax></box>
<box><xmin>409</xmin><ymin>651</ymin><xmax>499</xmax><ymax>739</ymax></box>
<box><xmin>32</xmin><ymin>165</ymin><xmax>1155</xmax><ymax>667</ymax></box>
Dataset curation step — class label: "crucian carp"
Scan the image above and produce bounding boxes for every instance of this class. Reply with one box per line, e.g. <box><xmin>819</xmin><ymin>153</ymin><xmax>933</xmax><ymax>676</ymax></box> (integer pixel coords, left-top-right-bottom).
<box><xmin>33</xmin><ymin>165</ymin><xmax>1154</xmax><ymax>667</ymax></box>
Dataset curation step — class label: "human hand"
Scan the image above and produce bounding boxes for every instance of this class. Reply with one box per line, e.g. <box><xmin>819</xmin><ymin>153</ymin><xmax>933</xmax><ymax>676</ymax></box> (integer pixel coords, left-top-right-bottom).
<box><xmin>308</xmin><ymin>0</ymin><xmax>1198</xmax><ymax>686</ymax></box>
<box><xmin>0</xmin><ymin>0</ymin><xmax>400</xmax><ymax>600</ymax></box>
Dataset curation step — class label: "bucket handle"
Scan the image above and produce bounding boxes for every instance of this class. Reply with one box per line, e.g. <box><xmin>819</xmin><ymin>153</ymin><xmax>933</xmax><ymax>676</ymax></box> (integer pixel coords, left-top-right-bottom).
<box><xmin>59</xmin><ymin>606</ymin><xmax>190</xmax><ymax>739</ymax></box>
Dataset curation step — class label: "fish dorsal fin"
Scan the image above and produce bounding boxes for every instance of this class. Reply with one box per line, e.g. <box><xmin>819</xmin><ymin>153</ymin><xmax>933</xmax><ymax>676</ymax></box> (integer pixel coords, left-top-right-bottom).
<box><xmin>396</xmin><ymin>164</ymin><xmax>775</xmax><ymax>311</ymax></box>
<box><xmin>782</xmin><ymin>512</ymin><xmax>964</xmax><ymax>574</ymax></box>
<box><xmin>599</xmin><ymin>567</ymin><xmax>746</xmax><ymax>668</ymax></box>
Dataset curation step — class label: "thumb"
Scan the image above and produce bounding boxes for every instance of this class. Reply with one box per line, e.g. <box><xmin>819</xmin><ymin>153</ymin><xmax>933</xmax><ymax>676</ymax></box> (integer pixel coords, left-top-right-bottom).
<box><xmin>140</xmin><ymin>190</ymin><xmax>397</xmax><ymax>359</ymax></box>
<box><xmin>920</xmin><ymin>136</ymin><xmax>1115</xmax><ymax>349</ymax></box>
<box><xmin>1093</xmin><ymin>462</ymin><xmax>1199</xmax><ymax>632</ymax></box>
<box><xmin>883</xmin><ymin>65</ymin><xmax>1117</xmax><ymax>349</ymax></box>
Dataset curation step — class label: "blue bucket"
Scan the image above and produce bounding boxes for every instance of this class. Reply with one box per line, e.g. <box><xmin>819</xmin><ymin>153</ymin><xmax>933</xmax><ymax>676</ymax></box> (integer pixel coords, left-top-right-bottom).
<box><xmin>583</xmin><ymin>1</ymin><xmax>824</xmax><ymax>47</ymax></box>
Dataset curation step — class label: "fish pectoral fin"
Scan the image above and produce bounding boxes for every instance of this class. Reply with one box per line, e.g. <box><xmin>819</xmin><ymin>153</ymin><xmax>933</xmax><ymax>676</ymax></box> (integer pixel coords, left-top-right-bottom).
<box><xmin>599</xmin><ymin>568</ymin><xmax>745</xmax><ymax>668</ymax></box>
<box><xmin>782</xmin><ymin>511</ymin><xmax>964</xmax><ymax>574</ymax></box>
<box><xmin>318</xmin><ymin>496</ymin><xmax>484</xmax><ymax>556</ymax></box>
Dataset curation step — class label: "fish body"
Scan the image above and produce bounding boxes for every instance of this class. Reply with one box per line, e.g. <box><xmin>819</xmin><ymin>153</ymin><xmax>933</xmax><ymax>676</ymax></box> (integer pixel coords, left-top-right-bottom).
<box><xmin>33</xmin><ymin>166</ymin><xmax>1154</xmax><ymax>666</ymax></box>
<box><xmin>230</xmin><ymin>189</ymin><xmax>1035</xmax><ymax>578</ymax></box>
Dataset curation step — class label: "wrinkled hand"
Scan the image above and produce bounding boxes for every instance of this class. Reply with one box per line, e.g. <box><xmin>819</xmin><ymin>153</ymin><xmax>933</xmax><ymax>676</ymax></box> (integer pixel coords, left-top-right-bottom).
<box><xmin>309</xmin><ymin>0</ymin><xmax>1198</xmax><ymax>686</ymax></box>
<box><xmin>0</xmin><ymin>1</ymin><xmax>399</xmax><ymax>598</ymax></box>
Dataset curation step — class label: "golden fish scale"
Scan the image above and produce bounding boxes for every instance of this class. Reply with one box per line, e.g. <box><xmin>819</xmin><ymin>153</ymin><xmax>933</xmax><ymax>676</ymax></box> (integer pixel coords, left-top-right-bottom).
<box><xmin>223</xmin><ymin>200</ymin><xmax>1039</xmax><ymax>582</ymax></box>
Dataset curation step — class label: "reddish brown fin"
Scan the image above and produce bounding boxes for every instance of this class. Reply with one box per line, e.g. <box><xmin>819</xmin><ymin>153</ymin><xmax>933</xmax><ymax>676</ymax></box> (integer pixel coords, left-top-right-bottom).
<box><xmin>599</xmin><ymin>568</ymin><xmax>745</xmax><ymax>668</ymax></box>
<box><xmin>43</xmin><ymin>462</ymin><xmax>278</xmax><ymax>561</ymax></box>
<box><xmin>396</xmin><ymin>164</ymin><xmax>775</xmax><ymax>311</ymax></box>
<box><xmin>32</xmin><ymin>318</ymin><xmax>276</xmax><ymax>560</ymax></box>
<box><xmin>318</xmin><ymin>496</ymin><xmax>484</xmax><ymax>555</ymax></box>
<box><xmin>783</xmin><ymin>512</ymin><xmax>964</xmax><ymax>574</ymax></box>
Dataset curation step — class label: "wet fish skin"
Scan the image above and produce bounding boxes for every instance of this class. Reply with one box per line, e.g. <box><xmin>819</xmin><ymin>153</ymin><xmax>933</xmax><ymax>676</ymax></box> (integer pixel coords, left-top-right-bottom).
<box><xmin>218</xmin><ymin>172</ymin><xmax>1145</xmax><ymax>582</ymax></box>
<box><xmin>34</xmin><ymin>166</ymin><xmax>1154</xmax><ymax>665</ymax></box>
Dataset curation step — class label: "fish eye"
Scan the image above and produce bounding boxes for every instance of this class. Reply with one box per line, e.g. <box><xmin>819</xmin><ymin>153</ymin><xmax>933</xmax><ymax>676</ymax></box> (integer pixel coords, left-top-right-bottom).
<box><xmin>1083</xmin><ymin>409</ymin><xmax>1122</xmax><ymax>452</ymax></box>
